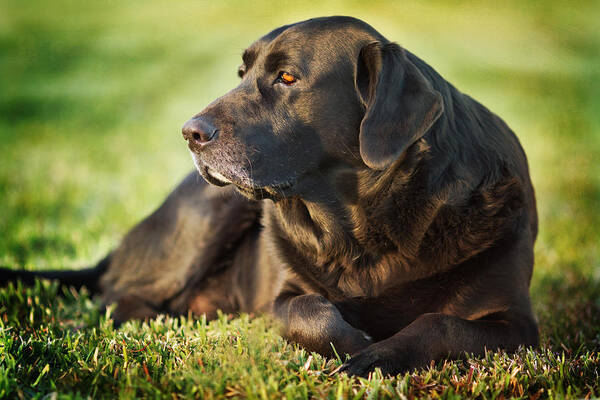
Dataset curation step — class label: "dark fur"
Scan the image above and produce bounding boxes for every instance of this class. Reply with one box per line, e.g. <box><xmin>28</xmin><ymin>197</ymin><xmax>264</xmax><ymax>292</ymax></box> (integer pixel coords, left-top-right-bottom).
<box><xmin>1</xmin><ymin>17</ymin><xmax>538</xmax><ymax>376</ymax></box>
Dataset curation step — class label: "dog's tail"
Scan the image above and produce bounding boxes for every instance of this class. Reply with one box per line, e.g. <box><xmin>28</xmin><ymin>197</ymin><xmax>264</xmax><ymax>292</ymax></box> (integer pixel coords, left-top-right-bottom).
<box><xmin>0</xmin><ymin>254</ymin><xmax>110</xmax><ymax>294</ymax></box>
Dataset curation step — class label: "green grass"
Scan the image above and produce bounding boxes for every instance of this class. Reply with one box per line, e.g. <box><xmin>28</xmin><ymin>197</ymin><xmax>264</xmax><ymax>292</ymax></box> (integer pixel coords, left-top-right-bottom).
<box><xmin>1</xmin><ymin>0</ymin><xmax>599</xmax><ymax>398</ymax></box>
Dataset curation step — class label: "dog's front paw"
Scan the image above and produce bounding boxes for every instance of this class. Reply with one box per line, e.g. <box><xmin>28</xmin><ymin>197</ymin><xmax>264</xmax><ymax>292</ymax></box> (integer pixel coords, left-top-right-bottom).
<box><xmin>337</xmin><ymin>345</ymin><xmax>398</xmax><ymax>377</ymax></box>
<box><xmin>337</xmin><ymin>341</ymin><xmax>421</xmax><ymax>377</ymax></box>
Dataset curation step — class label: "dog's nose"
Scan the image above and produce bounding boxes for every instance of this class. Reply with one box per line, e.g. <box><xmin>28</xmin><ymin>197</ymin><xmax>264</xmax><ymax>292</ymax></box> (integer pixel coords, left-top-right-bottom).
<box><xmin>182</xmin><ymin>118</ymin><xmax>218</xmax><ymax>145</ymax></box>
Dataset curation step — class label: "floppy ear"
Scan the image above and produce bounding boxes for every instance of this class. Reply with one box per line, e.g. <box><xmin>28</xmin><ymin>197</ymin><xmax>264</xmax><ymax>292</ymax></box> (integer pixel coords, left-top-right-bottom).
<box><xmin>356</xmin><ymin>42</ymin><xmax>444</xmax><ymax>170</ymax></box>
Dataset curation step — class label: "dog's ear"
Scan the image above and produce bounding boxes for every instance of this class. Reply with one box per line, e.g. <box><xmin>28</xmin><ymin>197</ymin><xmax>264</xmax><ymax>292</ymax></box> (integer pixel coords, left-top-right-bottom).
<box><xmin>356</xmin><ymin>42</ymin><xmax>444</xmax><ymax>170</ymax></box>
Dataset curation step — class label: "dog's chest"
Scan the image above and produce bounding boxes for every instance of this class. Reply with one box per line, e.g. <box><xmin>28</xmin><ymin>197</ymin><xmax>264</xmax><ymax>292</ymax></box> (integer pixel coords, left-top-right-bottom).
<box><xmin>273</xmin><ymin>234</ymin><xmax>406</xmax><ymax>300</ymax></box>
<box><xmin>264</xmin><ymin>201</ymin><xmax>417</xmax><ymax>300</ymax></box>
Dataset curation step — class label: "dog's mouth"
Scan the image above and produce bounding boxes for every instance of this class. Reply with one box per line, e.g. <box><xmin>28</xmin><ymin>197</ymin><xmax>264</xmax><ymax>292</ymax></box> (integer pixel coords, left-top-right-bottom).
<box><xmin>201</xmin><ymin>165</ymin><xmax>233</xmax><ymax>187</ymax></box>
<box><xmin>199</xmin><ymin>165</ymin><xmax>296</xmax><ymax>200</ymax></box>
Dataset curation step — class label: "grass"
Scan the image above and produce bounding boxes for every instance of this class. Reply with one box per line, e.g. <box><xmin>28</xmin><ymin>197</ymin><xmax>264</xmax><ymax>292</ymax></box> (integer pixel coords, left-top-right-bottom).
<box><xmin>1</xmin><ymin>0</ymin><xmax>599</xmax><ymax>398</ymax></box>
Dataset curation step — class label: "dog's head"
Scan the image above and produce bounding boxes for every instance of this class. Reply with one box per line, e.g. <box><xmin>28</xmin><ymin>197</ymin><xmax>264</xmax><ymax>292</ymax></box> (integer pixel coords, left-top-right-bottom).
<box><xmin>183</xmin><ymin>16</ymin><xmax>443</xmax><ymax>200</ymax></box>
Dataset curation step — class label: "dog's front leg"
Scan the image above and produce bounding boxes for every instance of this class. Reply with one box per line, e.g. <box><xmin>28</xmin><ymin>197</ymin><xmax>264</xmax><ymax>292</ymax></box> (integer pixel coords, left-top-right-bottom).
<box><xmin>274</xmin><ymin>292</ymin><xmax>372</xmax><ymax>357</ymax></box>
<box><xmin>338</xmin><ymin>311</ymin><xmax>538</xmax><ymax>376</ymax></box>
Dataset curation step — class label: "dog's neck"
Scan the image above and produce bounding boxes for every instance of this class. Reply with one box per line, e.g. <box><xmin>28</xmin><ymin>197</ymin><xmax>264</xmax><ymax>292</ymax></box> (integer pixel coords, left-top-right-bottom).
<box><xmin>265</xmin><ymin>140</ymin><xmax>433</xmax><ymax>268</ymax></box>
<box><xmin>260</xmin><ymin>142</ymin><xmax>439</xmax><ymax>299</ymax></box>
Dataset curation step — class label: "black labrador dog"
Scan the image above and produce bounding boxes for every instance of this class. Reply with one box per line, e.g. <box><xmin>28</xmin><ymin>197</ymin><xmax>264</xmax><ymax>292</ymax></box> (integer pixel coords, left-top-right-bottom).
<box><xmin>1</xmin><ymin>16</ymin><xmax>539</xmax><ymax>376</ymax></box>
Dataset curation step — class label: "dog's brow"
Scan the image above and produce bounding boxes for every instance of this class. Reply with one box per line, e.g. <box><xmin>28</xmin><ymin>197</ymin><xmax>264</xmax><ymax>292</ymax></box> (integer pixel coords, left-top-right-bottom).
<box><xmin>265</xmin><ymin>51</ymin><xmax>289</xmax><ymax>74</ymax></box>
<box><xmin>242</xmin><ymin>49</ymin><xmax>257</xmax><ymax>69</ymax></box>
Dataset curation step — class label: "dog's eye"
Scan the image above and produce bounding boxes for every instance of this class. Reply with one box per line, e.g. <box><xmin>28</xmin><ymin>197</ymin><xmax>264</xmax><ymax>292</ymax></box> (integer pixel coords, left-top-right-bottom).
<box><xmin>276</xmin><ymin>71</ymin><xmax>297</xmax><ymax>85</ymax></box>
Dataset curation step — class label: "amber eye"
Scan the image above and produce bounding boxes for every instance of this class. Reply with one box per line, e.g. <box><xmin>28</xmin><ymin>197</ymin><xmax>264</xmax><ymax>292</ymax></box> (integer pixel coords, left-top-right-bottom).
<box><xmin>278</xmin><ymin>71</ymin><xmax>297</xmax><ymax>85</ymax></box>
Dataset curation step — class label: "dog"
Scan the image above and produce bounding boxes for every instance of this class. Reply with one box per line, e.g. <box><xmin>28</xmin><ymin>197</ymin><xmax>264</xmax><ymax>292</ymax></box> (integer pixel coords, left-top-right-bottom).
<box><xmin>1</xmin><ymin>16</ymin><xmax>539</xmax><ymax>376</ymax></box>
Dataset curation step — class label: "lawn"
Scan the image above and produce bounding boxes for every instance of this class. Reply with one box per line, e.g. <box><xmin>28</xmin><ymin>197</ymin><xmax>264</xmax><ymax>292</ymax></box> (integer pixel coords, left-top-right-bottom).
<box><xmin>1</xmin><ymin>0</ymin><xmax>599</xmax><ymax>398</ymax></box>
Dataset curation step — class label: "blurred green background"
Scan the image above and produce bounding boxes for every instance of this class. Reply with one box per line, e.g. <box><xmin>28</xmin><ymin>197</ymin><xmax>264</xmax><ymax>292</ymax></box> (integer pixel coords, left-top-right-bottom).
<box><xmin>0</xmin><ymin>0</ymin><xmax>599</xmax><ymax>394</ymax></box>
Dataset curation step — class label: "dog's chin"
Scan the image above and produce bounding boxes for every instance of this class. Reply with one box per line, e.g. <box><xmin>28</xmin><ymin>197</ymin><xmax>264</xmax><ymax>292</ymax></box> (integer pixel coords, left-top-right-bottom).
<box><xmin>197</xmin><ymin>164</ymin><xmax>296</xmax><ymax>201</ymax></box>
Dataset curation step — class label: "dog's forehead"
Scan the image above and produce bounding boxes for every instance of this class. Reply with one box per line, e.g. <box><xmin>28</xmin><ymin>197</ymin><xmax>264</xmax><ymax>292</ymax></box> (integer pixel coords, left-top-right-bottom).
<box><xmin>242</xmin><ymin>17</ymin><xmax>381</xmax><ymax>73</ymax></box>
